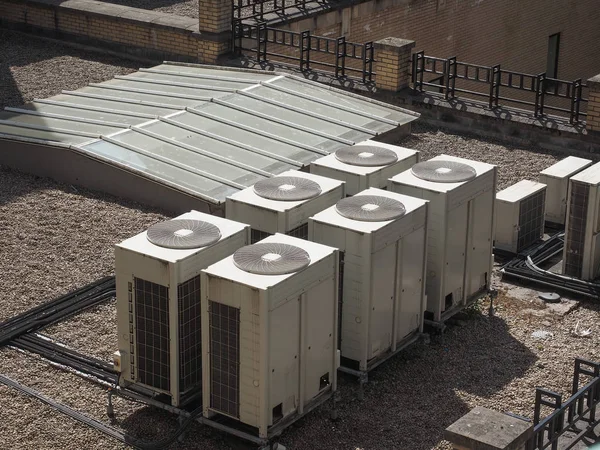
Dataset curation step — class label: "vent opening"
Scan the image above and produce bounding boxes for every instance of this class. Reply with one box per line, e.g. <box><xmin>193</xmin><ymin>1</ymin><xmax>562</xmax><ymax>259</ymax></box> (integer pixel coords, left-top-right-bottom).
<box><xmin>338</xmin><ymin>251</ymin><xmax>345</xmax><ymax>351</ymax></box>
<box><xmin>178</xmin><ymin>276</ymin><xmax>202</xmax><ymax>394</ymax></box>
<box><xmin>251</xmin><ymin>229</ymin><xmax>272</xmax><ymax>244</ymax></box>
<box><xmin>272</xmin><ymin>404</ymin><xmax>283</xmax><ymax>423</ymax></box>
<box><xmin>287</xmin><ymin>223</ymin><xmax>309</xmax><ymax>240</ymax></box>
<box><xmin>444</xmin><ymin>293</ymin><xmax>453</xmax><ymax>310</ymax></box>
<box><xmin>517</xmin><ymin>189</ymin><xmax>546</xmax><ymax>252</ymax></box>
<box><xmin>564</xmin><ymin>181</ymin><xmax>588</xmax><ymax>278</ymax></box>
<box><xmin>319</xmin><ymin>373</ymin><xmax>330</xmax><ymax>390</ymax></box>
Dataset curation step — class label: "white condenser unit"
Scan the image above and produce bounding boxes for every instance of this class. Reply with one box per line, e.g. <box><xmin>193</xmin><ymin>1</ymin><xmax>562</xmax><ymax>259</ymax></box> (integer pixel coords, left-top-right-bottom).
<box><xmin>563</xmin><ymin>162</ymin><xmax>600</xmax><ymax>280</ymax></box>
<box><xmin>309</xmin><ymin>140</ymin><xmax>419</xmax><ymax>196</ymax></box>
<box><xmin>495</xmin><ymin>180</ymin><xmax>547</xmax><ymax>254</ymax></box>
<box><xmin>308</xmin><ymin>188</ymin><xmax>428</xmax><ymax>373</ymax></box>
<box><xmin>226</xmin><ymin>170</ymin><xmax>345</xmax><ymax>243</ymax></box>
<box><xmin>200</xmin><ymin>234</ymin><xmax>339</xmax><ymax>439</ymax></box>
<box><xmin>114</xmin><ymin>211</ymin><xmax>250</xmax><ymax>407</ymax></box>
<box><xmin>388</xmin><ymin>155</ymin><xmax>497</xmax><ymax>322</ymax></box>
<box><xmin>539</xmin><ymin>156</ymin><xmax>592</xmax><ymax>226</ymax></box>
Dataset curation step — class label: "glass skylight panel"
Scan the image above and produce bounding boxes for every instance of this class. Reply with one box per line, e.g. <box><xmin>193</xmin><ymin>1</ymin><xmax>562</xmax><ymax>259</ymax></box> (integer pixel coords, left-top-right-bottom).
<box><xmin>101</xmin><ymin>78</ymin><xmax>224</xmax><ymax>99</ymax></box>
<box><xmin>152</xmin><ymin>64</ymin><xmax>275</xmax><ymax>82</ymax></box>
<box><xmin>0</xmin><ymin>123</ymin><xmax>91</xmax><ymax>144</ymax></box>
<box><xmin>125</xmin><ymin>71</ymin><xmax>254</xmax><ymax>91</ymax></box>
<box><xmin>49</xmin><ymin>93</ymin><xmax>177</xmax><ymax>116</ymax></box>
<box><xmin>0</xmin><ymin>112</ymin><xmax>119</xmax><ymax>135</ymax></box>
<box><xmin>77</xmin><ymin>86</ymin><xmax>202</xmax><ymax>108</ymax></box>
<box><xmin>20</xmin><ymin>102</ymin><xmax>145</xmax><ymax>126</ymax></box>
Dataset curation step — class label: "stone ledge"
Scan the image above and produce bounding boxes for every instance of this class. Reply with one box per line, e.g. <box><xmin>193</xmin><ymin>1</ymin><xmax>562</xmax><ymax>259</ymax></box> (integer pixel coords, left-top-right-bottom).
<box><xmin>374</xmin><ymin>37</ymin><xmax>416</xmax><ymax>52</ymax></box>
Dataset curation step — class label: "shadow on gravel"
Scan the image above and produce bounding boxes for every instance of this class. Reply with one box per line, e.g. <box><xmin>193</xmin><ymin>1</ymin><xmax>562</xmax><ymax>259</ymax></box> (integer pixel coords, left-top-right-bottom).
<box><xmin>94</xmin><ymin>0</ymin><xmax>191</xmax><ymax>9</ymax></box>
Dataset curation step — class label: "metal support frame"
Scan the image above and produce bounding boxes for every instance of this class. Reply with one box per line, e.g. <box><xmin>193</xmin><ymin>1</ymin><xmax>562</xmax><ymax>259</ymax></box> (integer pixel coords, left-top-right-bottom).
<box><xmin>335</xmin><ymin>36</ymin><xmax>346</xmax><ymax>79</ymax></box>
<box><xmin>489</xmin><ymin>64</ymin><xmax>501</xmax><ymax>108</ymax></box>
<box><xmin>300</xmin><ymin>30</ymin><xmax>311</xmax><ymax>72</ymax></box>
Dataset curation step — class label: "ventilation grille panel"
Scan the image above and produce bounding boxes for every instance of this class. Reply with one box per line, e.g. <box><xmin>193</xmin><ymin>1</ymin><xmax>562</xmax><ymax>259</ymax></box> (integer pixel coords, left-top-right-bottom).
<box><xmin>134</xmin><ymin>278</ymin><xmax>170</xmax><ymax>392</ymax></box>
<box><xmin>209</xmin><ymin>301</ymin><xmax>240</xmax><ymax>419</ymax></box>
<box><xmin>287</xmin><ymin>223</ymin><xmax>309</xmax><ymax>240</ymax></box>
<box><xmin>253</xmin><ymin>176</ymin><xmax>322</xmax><ymax>201</ymax></box>
<box><xmin>233</xmin><ymin>242</ymin><xmax>311</xmax><ymax>275</ymax></box>
<box><xmin>564</xmin><ymin>181</ymin><xmax>589</xmax><ymax>278</ymax></box>
<box><xmin>147</xmin><ymin>219</ymin><xmax>221</xmax><ymax>249</ymax></box>
<box><xmin>517</xmin><ymin>189</ymin><xmax>546</xmax><ymax>252</ymax></box>
<box><xmin>335</xmin><ymin>195</ymin><xmax>406</xmax><ymax>222</ymax></box>
<box><xmin>178</xmin><ymin>276</ymin><xmax>202</xmax><ymax>393</ymax></box>
<box><xmin>411</xmin><ymin>160</ymin><xmax>477</xmax><ymax>183</ymax></box>
<box><xmin>334</xmin><ymin>145</ymin><xmax>398</xmax><ymax>167</ymax></box>
<box><xmin>250</xmin><ymin>229</ymin><xmax>272</xmax><ymax>244</ymax></box>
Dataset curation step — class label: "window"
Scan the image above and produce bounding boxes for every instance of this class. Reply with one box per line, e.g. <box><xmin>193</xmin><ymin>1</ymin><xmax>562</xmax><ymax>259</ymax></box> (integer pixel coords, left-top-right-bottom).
<box><xmin>546</xmin><ymin>33</ymin><xmax>560</xmax><ymax>79</ymax></box>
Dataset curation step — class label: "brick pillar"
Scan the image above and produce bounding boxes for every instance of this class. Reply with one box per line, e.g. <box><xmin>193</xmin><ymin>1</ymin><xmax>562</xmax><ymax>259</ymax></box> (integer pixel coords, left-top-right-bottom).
<box><xmin>198</xmin><ymin>0</ymin><xmax>232</xmax><ymax>64</ymax></box>
<box><xmin>587</xmin><ymin>74</ymin><xmax>600</xmax><ymax>134</ymax></box>
<box><xmin>374</xmin><ymin>37</ymin><xmax>416</xmax><ymax>92</ymax></box>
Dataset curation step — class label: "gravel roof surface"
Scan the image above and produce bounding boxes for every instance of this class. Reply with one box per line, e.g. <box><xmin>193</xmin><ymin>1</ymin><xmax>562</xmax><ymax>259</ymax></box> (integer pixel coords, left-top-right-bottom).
<box><xmin>0</xmin><ymin>29</ymin><xmax>139</xmax><ymax>109</ymax></box>
<box><xmin>2</xmin><ymin>30</ymin><xmax>599</xmax><ymax>450</ymax></box>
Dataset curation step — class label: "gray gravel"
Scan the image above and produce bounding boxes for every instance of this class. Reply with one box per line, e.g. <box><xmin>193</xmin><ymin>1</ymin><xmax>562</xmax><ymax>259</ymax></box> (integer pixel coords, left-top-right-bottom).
<box><xmin>0</xmin><ymin>29</ymin><xmax>139</xmax><ymax>109</ymax></box>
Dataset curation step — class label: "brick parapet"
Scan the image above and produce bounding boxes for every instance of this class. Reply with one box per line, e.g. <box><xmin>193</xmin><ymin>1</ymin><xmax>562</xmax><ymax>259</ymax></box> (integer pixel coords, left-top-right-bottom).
<box><xmin>374</xmin><ymin>38</ymin><xmax>415</xmax><ymax>92</ymax></box>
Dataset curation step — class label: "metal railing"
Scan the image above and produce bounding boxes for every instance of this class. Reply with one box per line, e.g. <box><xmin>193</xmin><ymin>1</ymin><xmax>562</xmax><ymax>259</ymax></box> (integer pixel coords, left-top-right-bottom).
<box><xmin>526</xmin><ymin>358</ymin><xmax>600</xmax><ymax>450</ymax></box>
<box><xmin>232</xmin><ymin>0</ymin><xmax>333</xmax><ymax>22</ymax></box>
<box><xmin>412</xmin><ymin>51</ymin><xmax>588</xmax><ymax>124</ymax></box>
<box><xmin>233</xmin><ymin>21</ymin><xmax>375</xmax><ymax>82</ymax></box>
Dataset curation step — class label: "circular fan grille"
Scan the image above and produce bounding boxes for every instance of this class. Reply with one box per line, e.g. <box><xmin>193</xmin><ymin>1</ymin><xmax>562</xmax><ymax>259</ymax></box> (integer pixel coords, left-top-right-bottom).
<box><xmin>233</xmin><ymin>242</ymin><xmax>311</xmax><ymax>275</ymax></box>
<box><xmin>253</xmin><ymin>176</ymin><xmax>322</xmax><ymax>201</ymax></box>
<box><xmin>334</xmin><ymin>145</ymin><xmax>398</xmax><ymax>167</ymax></box>
<box><xmin>410</xmin><ymin>160</ymin><xmax>477</xmax><ymax>183</ymax></box>
<box><xmin>146</xmin><ymin>219</ymin><xmax>221</xmax><ymax>249</ymax></box>
<box><xmin>335</xmin><ymin>195</ymin><xmax>406</xmax><ymax>222</ymax></box>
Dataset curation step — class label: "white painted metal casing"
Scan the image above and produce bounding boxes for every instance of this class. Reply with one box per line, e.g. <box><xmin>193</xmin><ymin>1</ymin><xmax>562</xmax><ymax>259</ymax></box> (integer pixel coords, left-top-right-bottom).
<box><xmin>225</xmin><ymin>170</ymin><xmax>345</xmax><ymax>239</ymax></box>
<box><xmin>539</xmin><ymin>156</ymin><xmax>592</xmax><ymax>225</ymax></box>
<box><xmin>114</xmin><ymin>211</ymin><xmax>250</xmax><ymax>407</ymax></box>
<box><xmin>200</xmin><ymin>234</ymin><xmax>339</xmax><ymax>439</ymax></box>
<box><xmin>309</xmin><ymin>140</ymin><xmax>419</xmax><ymax>196</ymax></box>
<box><xmin>308</xmin><ymin>188</ymin><xmax>428</xmax><ymax>370</ymax></box>
<box><xmin>563</xmin><ymin>161</ymin><xmax>600</xmax><ymax>280</ymax></box>
<box><xmin>388</xmin><ymin>155</ymin><xmax>497</xmax><ymax>321</ymax></box>
<box><xmin>495</xmin><ymin>180</ymin><xmax>547</xmax><ymax>254</ymax></box>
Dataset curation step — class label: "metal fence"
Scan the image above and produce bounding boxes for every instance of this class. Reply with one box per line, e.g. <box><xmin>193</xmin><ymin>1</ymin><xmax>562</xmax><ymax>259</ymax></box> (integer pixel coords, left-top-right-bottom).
<box><xmin>233</xmin><ymin>21</ymin><xmax>375</xmax><ymax>82</ymax></box>
<box><xmin>526</xmin><ymin>358</ymin><xmax>600</xmax><ymax>450</ymax></box>
<box><xmin>232</xmin><ymin>0</ymin><xmax>334</xmax><ymax>22</ymax></box>
<box><xmin>412</xmin><ymin>51</ymin><xmax>588</xmax><ymax>125</ymax></box>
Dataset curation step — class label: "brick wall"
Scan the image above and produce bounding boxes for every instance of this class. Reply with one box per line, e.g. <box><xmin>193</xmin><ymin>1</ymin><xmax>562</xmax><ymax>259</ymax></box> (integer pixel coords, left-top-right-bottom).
<box><xmin>0</xmin><ymin>0</ymin><xmax>229</xmax><ymax>64</ymax></box>
<box><xmin>588</xmin><ymin>75</ymin><xmax>600</xmax><ymax>133</ymax></box>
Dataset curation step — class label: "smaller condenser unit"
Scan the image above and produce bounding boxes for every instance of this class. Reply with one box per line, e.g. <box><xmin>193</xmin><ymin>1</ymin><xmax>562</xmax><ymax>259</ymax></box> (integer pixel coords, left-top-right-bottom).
<box><xmin>226</xmin><ymin>170</ymin><xmax>345</xmax><ymax>243</ymax></box>
<box><xmin>495</xmin><ymin>180</ymin><xmax>547</xmax><ymax>254</ymax></box>
<box><xmin>201</xmin><ymin>234</ymin><xmax>339</xmax><ymax>439</ymax></box>
<box><xmin>388</xmin><ymin>155</ymin><xmax>497</xmax><ymax>322</ymax></box>
<box><xmin>309</xmin><ymin>140</ymin><xmax>419</xmax><ymax>196</ymax></box>
<box><xmin>539</xmin><ymin>156</ymin><xmax>592</xmax><ymax>226</ymax></box>
<box><xmin>563</xmin><ymin>162</ymin><xmax>600</xmax><ymax>280</ymax></box>
<box><xmin>114</xmin><ymin>211</ymin><xmax>250</xmax><ymax>407</ymax></box>
<box><xmin>308</xmin><ymin>188</ymin><xmax>428</xmax><ymax>372</ymax></box>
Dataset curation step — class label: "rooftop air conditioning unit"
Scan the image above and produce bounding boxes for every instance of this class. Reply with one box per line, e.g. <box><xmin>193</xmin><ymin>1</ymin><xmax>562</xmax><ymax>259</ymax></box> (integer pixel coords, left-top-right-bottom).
<box><xmin>539</xmin><ymin>156</ymin><xmax>592</xmax><ymax>226</ymax></box>
<box><xmin>226</xmin><ymin>170</ymin><xmax>345</xmax><ymax>243</ymax></box>
<box><xmin>114</xmin><ymin>211</ymin><xmax>250</xmax><ymax>407</ymax></box>
<box><xmin>201</xmin><ymin>234</ymin><xmax>339</xmax><ymax>439</ymax></box>
<box><xmin>308</xmin><ymin>188</ymin><xmax>428</xmax><ymax>374</ymax></box>
<box><xmin>388</xmin><ymin>155</ymin><xmax>497</xmax><ymax>322</ymax></box>
<box><xmin>495</xmin><ymin>180</ymin><xmax>547</xmax><ymax>254</ymax></box>
<box><xmin>309</xmin><ymin>140</ymin><xmax>419</xmax><ymax>196</ymax></box>
<box><xmin>563</xmin><ymin>161</ymin><xmax>600</xmax><ymax>280</ymax></box>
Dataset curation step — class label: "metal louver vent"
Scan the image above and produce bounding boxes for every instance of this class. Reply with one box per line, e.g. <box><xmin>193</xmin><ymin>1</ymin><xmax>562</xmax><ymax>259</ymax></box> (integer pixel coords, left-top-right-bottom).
<box><xmin>334</xmin><ymin>145</ymin><xmax>398</xmax><ymax>167</ymax></box>
<box><xmin>233</xmin><ymin>242</ymin><xmax>311</xmax><ymax>275</ymax></box>
<box><xmin>147</xmin><ymin>219</ymin><xmax>221</xmax><ymax>249</ymax></box>
<box><xmin>564</xmin><ymin>181</ymin><xmax>589</xmax><ymax>278</ymax></box>
<box><xmin>253</xmin><ymin>176</ymin><xmax>322</xmax><ymax>201</ymax></box>
<box><xmin>517</xmin><ymin>189</ymin><xmax>546</xmax><ymax>252</ymax></box>
<box><xmin>335</xmin><ymin>195</ymin><xmax>406</xmax><ymax>222</ymax></box>
<box><xmin>411</xmin><ymin>160</ymin><xmax>477</xmax><ymax>183</ymax></box>
<box><xmin>178</xmin><ymin>276</ymin><xmax>202</xmax><ymax>394</ymax></box>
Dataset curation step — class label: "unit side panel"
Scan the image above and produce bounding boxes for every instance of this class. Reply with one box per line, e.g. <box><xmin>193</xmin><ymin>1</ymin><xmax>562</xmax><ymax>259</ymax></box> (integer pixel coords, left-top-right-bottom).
<box><xmin>467</xmin><ymin>191</ymin><xmax>494</xmax><ymax>296</ymax></box>
<box><xmin>303</xmin><ymin>277</ymin><xmax>336</xmax><ymax>404</ymax></box>
<box><xmin>494</xmin><ymin>199</ymin><xmax>517</xmax><ymax>253</ymax></box>
<box><xmin>584</xmin><ymin>188</ymin><xmax>600</xmax><ymax>280</ymax></box>
<box><xmin>367</xmin><ymin>243</ymin><xmax>396</xmax><ymax>360</ymax></box>
<box><xmin>309</xmin><ymin>221</ymin><xmax>348</xmax><ymax>252</ymax></box>
<box><xmin>397</xmin><ymin>226</ymin><xmax>426</xmax><ymax>341</ymax></box>
<box><xmin>116</xmin><ymin>247</ymin><xmax>170</xmax><ymax>287</ymax></box>
<box><xmin>540</xmin><ymin>174</ymin><xmax>565</xmax><ymax>224</ymax></box>
<box><xmin>445</xmin><ymin>203</ymin><xmax>468</xmax><ymax>307</ymax></box>
<box><xmin>287</xmin><ymin>187</ymin><xmax>344</xmax><ymax>231</ymax></box>
<box><xmin>269</xmin><ymin>254</ymin><xmax>336</xmax><ymax>310</ymax></box>
<box><xmin>310</xmin><ymin>165</ymin><xmax>360</xmax><ymax>196</ymax></box>
<box><xmin>339</xmin><ymin>250</ymin><xmax>365</xmax><ymax>361</ymax></box>
<box><xmin>373</xmin><ymin>204</ymin><xmax>427</xmax><ymax>253</ymax></box>
<box><xmin>268</xmin><ymin>297</ymin><xmax>300</xmax><ymax>424</ymax></box>
<box><xmin>180</xmin><ymin>231</ymin><xmax>249</xmax><ymax>282</ymax></box>
<box><xmin>448</xmin><ymin>171</ymin><xmax>495</xmax><ymax>211</ymax></box>
<box><xmin>424</xmin><ymin>197</ymin><xmax>446</xmax><ymax>318</ymax></box>
<box><xmin>226</xmin><ymin>198</ymin><xmax>279</xmax><ymax>234</ymax></box>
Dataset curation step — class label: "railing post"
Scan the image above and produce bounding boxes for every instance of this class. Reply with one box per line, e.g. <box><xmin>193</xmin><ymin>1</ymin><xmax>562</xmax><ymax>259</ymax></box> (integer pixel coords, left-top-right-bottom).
<box><xmin>335</xmin><ymin>36</ymin><xmax>346</xmax><ymax>78</ymax></box>
<box><xmin>535</xmin><ymin>73</ymin><xmax>546</xmax><ymax>117</ymax></box>
<box><xmin>373</xmin><ymin>38</ymin><xmax>416</xmax><ymax>92</ymax></box>
<box><xmin>300</xmin><ymin>30</ymin><xmax>311</xmax><ymax>72</ymax></box>
<box><xmin>411</xmin><ymin>50</ymin><xmax>424</xmax><ymax>91</ymax></box>
<box><xmin>362</xmin><ymin>42</ymin><xmax>374</xmax><ymax>83</ymax></box>
<box><xmin>587</xmin><ymin>74</ymin><xmax>600</xmax><ymax>134</ymax></box>
<box><xmin>255</xmin><ymin>22</ymin><xmax>267</xmax><ymax>63</ymax></box>
<box><xmin>445</xmin><ymin>56</ymin><xmax>457</xmax><ymax>99</ymax></box>
<box><xmin>488</xmin><ymin>64</ymin><xmax>500</xmax><ymax>109</ymax></box>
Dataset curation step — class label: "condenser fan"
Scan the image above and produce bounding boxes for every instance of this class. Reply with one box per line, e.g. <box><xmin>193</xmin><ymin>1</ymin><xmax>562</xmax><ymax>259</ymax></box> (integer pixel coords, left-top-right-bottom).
<box><xmin>253</xmin><ymin>176</ymin><xmax>322</xmax><ymax>201</ymax></box>
<box><xmin>335</xmin><ymin>195</ymin><xmax>406</xmax><ymax>222</ymax></box>
<box><xmin>146</xmin><ymin>219</ymin><xmax>221</xmax><ymax>249</ymax></box>
<box><xmin>334</xmin><ymin>145</ymin><xmax>398</xmax><ymax>167</ymax></box>
<box><xmin>411</xmin><ymin>160</ymin><xmax>477</xmax><ymax>183</ymax></box>
<box><xmin>233</xmin><ymin>242</ymin><xmax>311</xmax><ymax>275</ymax></box>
